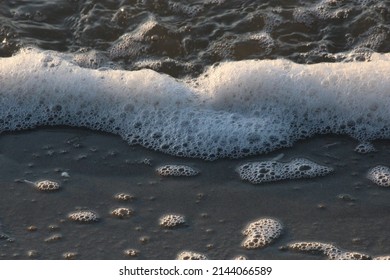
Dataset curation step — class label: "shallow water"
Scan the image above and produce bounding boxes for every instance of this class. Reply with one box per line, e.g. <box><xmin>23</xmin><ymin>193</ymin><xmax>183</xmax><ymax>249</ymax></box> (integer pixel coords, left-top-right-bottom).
<box><xmin>0</xmin><ymin>128</ymin><xmax>389</xmax><ymax>259</ymax></box>
<box><xmin>1</xmin><ymin>0</ymin><xmax>390</xmax><ymax>260</ymax></box>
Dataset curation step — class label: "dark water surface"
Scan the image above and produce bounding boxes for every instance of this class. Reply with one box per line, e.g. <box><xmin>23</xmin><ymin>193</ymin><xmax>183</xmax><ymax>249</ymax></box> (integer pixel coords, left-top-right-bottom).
<box><xmin>1</xmin><ymin>0</ymin><xmax>390</xmax><ymax>76</ymax></box>
<box><xmin>0</xmin><ymin>128</ymin><xmax>390</xmax><ymax>259</ymax></box>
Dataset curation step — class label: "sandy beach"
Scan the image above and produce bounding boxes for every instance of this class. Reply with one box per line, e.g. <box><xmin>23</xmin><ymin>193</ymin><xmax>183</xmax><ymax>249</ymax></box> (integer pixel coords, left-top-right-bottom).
<box><xmin>0</xmin><ymin>128</ymin><xmax>389</xmax><ymax>259</ymax></box>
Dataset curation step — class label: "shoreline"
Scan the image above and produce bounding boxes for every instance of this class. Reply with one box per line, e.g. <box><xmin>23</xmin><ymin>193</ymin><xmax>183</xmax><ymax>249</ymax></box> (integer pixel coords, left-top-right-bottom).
<box><xmin>0</xmin><ymin>128</ymin><xmax>389</xmax><ymax>259</ymax></box>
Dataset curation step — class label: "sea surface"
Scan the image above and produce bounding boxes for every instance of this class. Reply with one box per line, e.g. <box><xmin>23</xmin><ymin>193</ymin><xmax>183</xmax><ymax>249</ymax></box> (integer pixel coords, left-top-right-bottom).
<box><xmin>1</xmin><ymin>0</ymin><xmax>390</xmax><ymax>74</ymax></box>
<box><xmin>0</xmin><ymin>0</ymin><xmax>390</xmax><ymax>260</ymax></box>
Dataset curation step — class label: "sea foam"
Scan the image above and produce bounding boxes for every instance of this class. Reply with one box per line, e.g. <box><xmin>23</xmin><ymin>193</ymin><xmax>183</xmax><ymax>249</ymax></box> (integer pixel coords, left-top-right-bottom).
<box><xmin>1</xmin><ymin>48</ymin><xmax>390</xmax><ymax>160</ymax></box>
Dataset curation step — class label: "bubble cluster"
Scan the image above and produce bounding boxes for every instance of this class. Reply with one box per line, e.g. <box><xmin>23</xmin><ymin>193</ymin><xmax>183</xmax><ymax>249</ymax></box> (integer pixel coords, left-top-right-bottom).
<box><xmin>3</xmin><ymin>49</ymin><xmax>390</xmax><ymax>160</ymax></box>
<box><xmin>159</xmin><ymin>214</ymin><xmax>185</xmax><ymax>228</ymax></box>
<box><xmin>287</xmin><ymin>241</ymin><xmax>371</xmax><ymax>260</ymax></box>
<box><xmin>30</xmin><ymin>180</ymin><xmax>60</xmax><ymax>191</ymax></box>
<box><xmin>374</xmin><ymin>256</ymin><xmax>390</xmax><ymax>260</ymax></box>
<box><xmin>237</xmin><ymin>159</ymin><xmax>333</xmax><ymax>184</ymax></box>
<box><xmin>68</xmin><ymin>210</ymin><xmax>99</xmax><ymax>223</ymax></box>
<box><xmin>233</xmin><ymin>255</ymin><xmax>247</xmax><ymax>260</ymax></box>
<box><xmin>176</xmin><ymin>251</ymin><xmax>208</xmax><ymax>260</ymax></box>
<box><xmin>354</xmin><ymin>142</ymin><xmax>376</xmax><ymax>154</ymax></box>
<box><xmin>63</xmin><ymin>252</ymin><xmax>78</xmax><ymax>260</ymax></box>
<box><xmin>44</xmin><ymin>234</ymin><xmax>62</xmax><ymax>242</ymax></box>
<box><xmin>156</xmin><ymin>165</ymin><xmax>199</xmax><ymax>177</ymax></box>
<box><xmin>124</xmin><ymin>249</ymin><xmax>140</xmax><ymax>257</ymax></box>
<box><xmin>27</xmin><ymin>250</ymin><xmax>39</xmax><ymax>259</ymax></box>
<box><xmin>242</xmin><ymin>218</ymin><xmax>283</xmax><ymax>249</ymax></box>
<box><xmin>111</xmin><ymin>207</ymin><xmax>134</xmax><ymax>219</ymax></box>
<box><xmin>36</xmin><ymin>180</ymin><xmax>60</xmax><ymax>191</ymax></box>
<box><xmin>367</xmin><ymin>166</ymin><xmax>390</xmax><ymax>187</ymax></box>
<box><xmin>114</xmin><ymin>193</ymin><xmax>135</xmax><ymax>201</ymax></box>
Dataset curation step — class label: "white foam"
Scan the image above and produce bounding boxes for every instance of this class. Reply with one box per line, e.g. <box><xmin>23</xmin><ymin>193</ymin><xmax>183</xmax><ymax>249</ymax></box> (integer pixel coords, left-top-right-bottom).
<box><xmin>156</xmin><ymin>165</ymin><xmax>199</xmax><ymax>177</ymax></box>
<box><xmin>288</xmin><ymin>241</ymin><xmax>371</xmax><ymax>260</ymax></box>
<box><xmin>237</xmin><ymin>158</ymin><xmax>333</xmax><ymax>184</ymax></box>
<box><xmin>354</xmin><ymin>142</ymin><xmax>376</xmax><ymax>154</ymax></box>
<box><xmin>367</xmin><ymin>166</ymin><xmax>390</xmax><ymax>187</ymax></box>
<box><xmin>242</xmin><ymin>218</ymin><xmax>283</xmax><ymax>249</ymax></box>
<box><xmin>3</xmin><ymin>48</ymin><xmax>390</xmax><ymax>160</ymax></box>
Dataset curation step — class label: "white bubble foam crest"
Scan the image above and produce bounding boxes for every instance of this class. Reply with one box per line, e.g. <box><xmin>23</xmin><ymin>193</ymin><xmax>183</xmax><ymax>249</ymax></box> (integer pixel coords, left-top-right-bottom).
<box><xmin>3</xmin><ymin>48</ymin><xmax>390</xmax><ymax>160</ymax></box>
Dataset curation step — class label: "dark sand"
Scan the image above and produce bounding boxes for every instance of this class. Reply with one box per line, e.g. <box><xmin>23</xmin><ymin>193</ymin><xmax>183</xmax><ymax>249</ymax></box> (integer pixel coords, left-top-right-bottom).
<box><xmin>0</xmin><ymin>128</ymin><xmax>389</xmax><ymax>259</ymax></box>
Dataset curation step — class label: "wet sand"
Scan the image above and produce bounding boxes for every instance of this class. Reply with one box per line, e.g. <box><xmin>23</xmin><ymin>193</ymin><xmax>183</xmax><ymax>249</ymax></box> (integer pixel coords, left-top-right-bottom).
<box><xmin>0</xmin><ymin>128</ymin><xmax>389</xmax><ymax>259</ymax></box>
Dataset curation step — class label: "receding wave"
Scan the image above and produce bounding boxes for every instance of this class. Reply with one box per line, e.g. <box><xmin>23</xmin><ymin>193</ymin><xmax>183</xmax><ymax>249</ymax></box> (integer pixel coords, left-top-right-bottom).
<box><xmin>1</xmin><ymin>48</ymin><xmax>390</xmax><ymax>160</ymax></box>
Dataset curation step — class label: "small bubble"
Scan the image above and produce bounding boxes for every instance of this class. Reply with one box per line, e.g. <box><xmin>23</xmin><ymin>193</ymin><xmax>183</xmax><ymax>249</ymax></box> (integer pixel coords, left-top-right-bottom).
<box><xmin>27</xmin><ymin>225</ymin><xmax>38</xmax><ymax>232</ymax></box>
<box><xmin>123</xmin><ymin>249</ymin><xmax>139</xmax><ymax>257</ymax></box>
<box><xmin>114</xmin><ymin>193</ymin><xmax>136</xmax><ymax>201</ymax></box>
<box><xmin>317</xmin><ymin>203</ymin><xmax>327</xmax><ymax>209</ymax></box>
<box><xmin>27</xmin><ymin>250</ymin><xmax>39</xmax><ymax>259</ymax></box>
<box><xmin>48</xmin><ymin>224</ymin><xmax>60</xmax><ymax>231</ymax></box>
<box><xmin>63</xmin><ymin>252</ymin><xmax>78</xmax><ymax>260</ymax></box>
<box><xmin>139</xmin><ymin>236</ymin><xmax>149</xmax><ymax>244</ymax></box>
<box><xmin>44</xmin><ymin>234</ymin><xmax>62</xmax><ymax>243</ymax></box>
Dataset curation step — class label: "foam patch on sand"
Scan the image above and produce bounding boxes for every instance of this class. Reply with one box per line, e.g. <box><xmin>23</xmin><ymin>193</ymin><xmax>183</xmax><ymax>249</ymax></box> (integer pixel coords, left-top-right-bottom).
<box><xmin>287</xmin><ymin>241</ymin><xmax>371</xmax><ymax>260</ymax></box>
<box><xmin>156</xmin><ymin>165</ymin><xmax>199</xmax><ymax>177</ymax></box>
<box><xmin>176</xmin><ymin>251</ymin><xmax>208</xmax><ymax>260</ymax></box>
<box><xmin>3</xmin><ymin>48</ymin><xmax>390</xmax><ymax>160</ymax></box>
<box><xmin>367</xmin><ymin>166</ymin><xmax>390</xmax><ymax>187</ymax></box>
<box><xmin>237</xmin><ymin>158</ymin><xmax>333</xmax><ymax>184</ymax></box>
<box><xmin>242</xmin><ymin>218</ymin><xmax>283</xmax><ymax>249</ymax></box>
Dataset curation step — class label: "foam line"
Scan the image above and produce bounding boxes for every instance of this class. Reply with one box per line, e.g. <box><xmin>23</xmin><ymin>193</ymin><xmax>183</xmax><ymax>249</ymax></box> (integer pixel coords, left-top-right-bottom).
<box><xmin>1</xmin><ymin>48</ymin><xmax>390</xmax><ymax>160</ymax></box>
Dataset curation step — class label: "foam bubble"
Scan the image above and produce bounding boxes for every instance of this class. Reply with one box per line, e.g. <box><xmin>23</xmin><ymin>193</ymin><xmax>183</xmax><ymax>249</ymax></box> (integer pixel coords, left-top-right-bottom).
<box><xmin>24</xmin><ymin>179</ymin><xmax>60</xmax><ymax>191</ymax></box>
<box><xmin>68</xmin><ymin>210</ymin><xmax>99</xmax><ymax>223</ymax></box>
<box><xmin>367</xmin><ymin>166</ymin><xmax>390</xmax><ymax>187</ymax></box>
<box><xmin>111</xmin><ymin>207</ymin><xmax>134</xmax><ymax>219</ymax></box>
<box><xmin>27</xmin><ymin>225</ymin><xmax>38</xmax><ymax>232</ymax></box>
<box><xmin>331</xmin><ymin>251</ymin><xmax>371</xmax><ymax>260</ymax></box>
<box><xmin>63</xmin><ymin>252</ymin><xmax>78</xmax><ymax>259</ymax></box>
<box><xmin>27</xmin><ymin>250</ymin><xmax>39</xmax><ymax>258</ymax></box>
<box><xmin>354</xmin><ymin>142</ymin><xmax>376</xmax><ymax>154</ymax></box>
<box><xmin>3</xmin><ymin>48</ymin><xmax>390</xmax><ymax>160</ymax></box>
<box><xmin>35</xmin><ymin>180</ymin><xmax>60</xmax><ymax>191</ymax></box>
<box><xmin>233</xmin><ymin>255</ymin><xmax>247</xmax><ymax>260</ymax></box>
<box><xmin>288</xmin><ymin>241</ymin><xmax>371</xmax><ymax>260</ymax></box>
<box><xmin>156</xmin><ymin>165</ymin><xmax>199</xmax><ymax>177</ymax></box>
<box><xmin>374</xmin><ymin>256</ymin><xmax>390</xmax><ymax>260</ymax></box>
<box><xmin>44</xmin><ymin>234</ymin><xmax>62</xmax><ymax>242</ymax></box>
<box><xmin>288</xmin><ymin>241</ymin><xmax>340</xmax><ymax>256</ymax></box>
<box><xmin>114</xmin><ymin>193</ymin><xmax>135</xmax><ymax>201</ymax></box>
<box><xmin>123</xmin><ymin>249</ymin><xmax>140</xmax><ymax>257</ymax></box>
<box><xmin>242</xmin><ymin>218</ymin><xmax>283</xmax><ymax>249</ymax></box>
<box><xmin>237</xmin><ymin>158</ymin><xmax>332</xmax><ymax>184</ymax></box>
<box><xmin>159</xmin><ymin>214</ymin><xmax>185</xmax><ymax>228</ymax></box>
<box><xmin>176</xmin><ymin>251</ymin><xmax>208</xmax><ymax>260</ymax></box>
